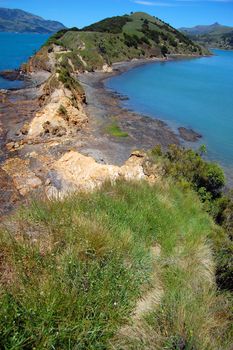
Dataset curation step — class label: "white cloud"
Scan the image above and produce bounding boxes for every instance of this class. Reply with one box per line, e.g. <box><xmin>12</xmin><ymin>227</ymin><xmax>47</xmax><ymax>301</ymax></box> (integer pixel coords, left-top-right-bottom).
<box><xmin>133</xmin><ymin>0</ymin><xmax>176</xmax><ymax>6</ymax></box>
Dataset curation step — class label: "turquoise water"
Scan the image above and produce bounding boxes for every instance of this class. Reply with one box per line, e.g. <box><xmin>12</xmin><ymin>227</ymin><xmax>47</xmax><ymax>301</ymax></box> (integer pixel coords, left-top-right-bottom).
<box><xmin>106</xmin><ymin>50</ymin><xmax>233</xmax><ymax>174</ymax></box>
<box><xmin>0</xmin><ymin>32</ymin><xmax>49</xmax><ymax>89</ymax></box>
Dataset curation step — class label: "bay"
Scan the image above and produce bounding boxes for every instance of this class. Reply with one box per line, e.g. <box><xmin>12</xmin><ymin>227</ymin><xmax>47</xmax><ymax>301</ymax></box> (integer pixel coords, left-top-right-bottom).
<box><xmin>106</xmin><ymin>50</ymin><xmax>233</xmax><ymax>177</ymax></box>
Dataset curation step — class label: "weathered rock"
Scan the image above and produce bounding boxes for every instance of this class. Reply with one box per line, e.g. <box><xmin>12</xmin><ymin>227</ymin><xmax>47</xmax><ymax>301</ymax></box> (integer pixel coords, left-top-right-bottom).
<box><xmin>6</xmin><ymin>142</ymin><xmax>15</xmax><ymax>151</ymax></box>
<box><xmin>27</xmin><ymin>86</ymin><xmax>87</xmax><ymax>139</ymax></box>
<box><xmin>42</xmin><ymin>121</ymin><xmax>67</xmax><ymax>137</ymax></box>
<box><xmin>102</xmin><ymin>64</ymin><xmax>113</xmax><ymax>73</ymax></box>
<box><xmin>46</xmin><ymin>150</ymin><xmax>156</xmax><ymax>199</ymax></box>
<box><xmin>2</xmin><ymin>158</ymin><xmax>42</xmax><ymax>196</ymax></box>
<box><xmin>0</xmin><ymin>69</ymin><xmax>23</xmax><ymax>81</ymax></box>
<box><xmin>20</xmin><ymin>122</ymin><xmax>30</xmax><ymax>135</ymax></box>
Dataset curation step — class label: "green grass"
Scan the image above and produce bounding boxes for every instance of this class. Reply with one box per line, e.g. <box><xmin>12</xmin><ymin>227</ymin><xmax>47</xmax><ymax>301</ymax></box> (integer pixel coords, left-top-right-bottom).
<box><xmin>0</xmin><ymin>180</ymin><xmax>232</xmax><ymax>349</ymax></box>
<box><xmin>105</xmin><ymin>122</ymin><xmax>128</xmax><ymax>137</ymax></box>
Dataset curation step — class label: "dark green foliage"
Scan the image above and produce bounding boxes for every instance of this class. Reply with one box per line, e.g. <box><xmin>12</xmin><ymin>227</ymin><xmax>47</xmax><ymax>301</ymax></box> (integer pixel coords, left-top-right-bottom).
<box><xmin>216</xmin><ymin>245</ymin><xmax>233</xmax><ymax>291</ymax></box>
<box><xmin>123</xmin><ymin>33</ymin><xmax>140</xmax><ymax>48</ymax></box>
<box><xmin>45</xmin><ymin>29</ymin><xmax>68</xmax><ymax>46</ymax></box>
<box><xmin>82</xmin><ymin>16</ymin><xmax>132</xmax><ymax>34</ymax></box>
<box><xmin>152</xmin><ymin>144</ymin><xmax>225</xmax><ymax>199</ymax></box>
<box><xmin>57</xmin><ymin>67</ymin><xmax>84</xmax><ymax>95</ymax></box>
<box><xmin>161</xmin><ymin>45</ymin><xmax>169</xmax><ymax>55</ymax></box>
<box><xmin>58</xmin><ymin>104</ymin><xmax>68</xmax><ymax>117</ymax></box>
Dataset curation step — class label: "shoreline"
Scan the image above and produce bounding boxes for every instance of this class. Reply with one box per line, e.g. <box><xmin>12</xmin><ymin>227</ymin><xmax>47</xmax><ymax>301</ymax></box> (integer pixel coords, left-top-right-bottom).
<box><xmin>77</xmin><ymin>56</ymin><xmax>202</xmax><ymax>164</ymax></box>
<box><xmin>0</xmin><ymin>53</ymin><xmax>232</xmax><ymax>216</ymax></box>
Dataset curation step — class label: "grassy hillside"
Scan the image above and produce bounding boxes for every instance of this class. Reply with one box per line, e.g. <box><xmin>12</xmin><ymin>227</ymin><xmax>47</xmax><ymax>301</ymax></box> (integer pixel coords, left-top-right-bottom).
<box><xmin>0</xmin><ymin>8</ymin><xmax>65</xmax><ymax>33</ymax></box>
<box><xmin>180</xmin><ymin>23</ymin><xmax>233</xmax><ymax>50</ymax></box>
<box><xmin>0</xmin><ymin>180</ymin><xmax>232</xmax><ymax>349</ymax></box>
<box><xmin>27</xmin><ymin>12</ymin><xmax>208</xmax><ymax>74</ymax></box>
<box><xmin>0</xmin><ymin>146</ymin><xmax>232</xmax><ymax>349</ymax></box>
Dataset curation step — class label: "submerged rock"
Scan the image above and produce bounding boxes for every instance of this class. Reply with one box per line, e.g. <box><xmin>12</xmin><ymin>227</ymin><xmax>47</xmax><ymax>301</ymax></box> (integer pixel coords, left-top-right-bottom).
<box><xmin>178</xmin><ymin>127</ymin><xmax>202</xmax><ymax>142</ymax></box>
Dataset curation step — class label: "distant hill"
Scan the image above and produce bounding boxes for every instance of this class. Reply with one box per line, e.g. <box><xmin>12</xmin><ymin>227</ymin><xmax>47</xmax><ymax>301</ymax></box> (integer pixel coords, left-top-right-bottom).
<box><xmin>180</xmin><ymin>23</ymin><xmax>233</xmax><ymax>36</ymax></box>
<box><xmin>0</xmin><ymin>8</ymin><xmax>66</xmax><ymax>33</ymax></box>
<box><xmin>180</xmin><ymin>23</ymin><xmax>233</xmax><ymax>50</ymax></box>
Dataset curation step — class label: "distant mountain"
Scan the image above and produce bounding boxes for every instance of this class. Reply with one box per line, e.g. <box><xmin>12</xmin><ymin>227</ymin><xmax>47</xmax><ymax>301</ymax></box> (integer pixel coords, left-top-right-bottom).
<box><xmin>180</xmin><ymin>23</ymin><xmax>233</xmax><ymax>36</ymax></box>
<box><xmin>0</xmin><ymin>8</ymin><xmax>66</xmax><ymax>33</ymax></box>
<box><xmin>179</xmin><ymin>23</ymin><xmax>233</xmax><ymax>50</ymax></box>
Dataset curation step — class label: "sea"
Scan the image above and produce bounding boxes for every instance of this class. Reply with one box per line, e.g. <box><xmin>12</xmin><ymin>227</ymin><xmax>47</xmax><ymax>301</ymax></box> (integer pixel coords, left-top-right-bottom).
<box><xmin>0</xmin><ymin>32</ymin><xmax>49</xmax><ymax>89</ymax></box>
<box><xmin>106</xmin><ymin>50</ymin><xmax>233</xmax><ymax>178</ymax></box>
<box><xmin>0</xmin><ymin>32</ymin><xmax>232</xmax><ymax>177</ymax></box>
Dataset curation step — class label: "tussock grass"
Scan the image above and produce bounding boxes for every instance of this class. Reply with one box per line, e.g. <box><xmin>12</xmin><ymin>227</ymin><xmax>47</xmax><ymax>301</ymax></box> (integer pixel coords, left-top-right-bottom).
<box><xmin>0</xmin><ymin>180</ymin><xmax>232</xmax><ymax>349</ymax></box>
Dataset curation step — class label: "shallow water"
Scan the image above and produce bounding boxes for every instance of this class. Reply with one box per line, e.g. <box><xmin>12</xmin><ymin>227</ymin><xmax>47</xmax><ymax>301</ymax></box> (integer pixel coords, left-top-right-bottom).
<box><xmin>0</xmin><ymin>32</ymin><xmax>49</xmax><ymax>89</ymax></box>
<box><xmin>106</xmin><ymin>50</ymin><xmax>233</xmax><ymax>177</ymax></box>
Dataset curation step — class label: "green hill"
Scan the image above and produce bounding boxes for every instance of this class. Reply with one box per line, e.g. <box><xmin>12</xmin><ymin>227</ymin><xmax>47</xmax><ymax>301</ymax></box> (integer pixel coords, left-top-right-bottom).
<box><xmin>26</xmin><ymin>12</ymin><xmax>209</xmax><ymax>74</ymax></box>
<box><xmin>180</xmin><ymin>23</ymin><xmax>233</xmax><ymax>50</ymax></box>
<box><xmin>0</xmin><ymin>8</ymin><xmax>66</xmax><ymax>33</ymax></box>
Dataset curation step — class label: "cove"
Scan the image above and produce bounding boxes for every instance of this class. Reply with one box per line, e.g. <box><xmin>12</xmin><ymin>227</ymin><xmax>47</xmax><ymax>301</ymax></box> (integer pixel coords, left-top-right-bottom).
<box><xmin>105</xmin><ymin>50</ymin><xmax>233</xmax><ymax>177</ymax></box>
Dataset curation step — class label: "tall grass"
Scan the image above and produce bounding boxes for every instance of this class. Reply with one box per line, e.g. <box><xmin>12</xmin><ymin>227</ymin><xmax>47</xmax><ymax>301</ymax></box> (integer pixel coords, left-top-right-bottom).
<box><xmin>0</xmin><ymin>180</ymin><xmax>232</xmax><ymax>349</ymax></box>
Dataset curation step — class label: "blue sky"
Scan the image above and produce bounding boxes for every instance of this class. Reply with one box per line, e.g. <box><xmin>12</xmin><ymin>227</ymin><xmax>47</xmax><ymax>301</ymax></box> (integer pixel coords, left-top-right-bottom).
<box><xmin>0</xmin><ymin>0</ymin><xmax>232</xmax><ymax>28</ymax></box>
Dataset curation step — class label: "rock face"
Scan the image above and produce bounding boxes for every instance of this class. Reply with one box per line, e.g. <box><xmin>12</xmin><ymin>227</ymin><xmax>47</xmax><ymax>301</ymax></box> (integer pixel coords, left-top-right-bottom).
<box><xmin>1</xmin><ymin>148</ymin><xmax>159</xmax><ymax>204</ymax></box>
<box><xmin>46</xmin><ymin>150</ymin><xmax>156</xmax><ymax>199</ymax></box>
<box><xmin>27</xmin><ymin>86</ymin><xmax>87</xmax><ymax>139</ymax></box>
<box><xmin>2</xmin><ymin>158</ymin><xmax>42</xmax><ymax>196</ymax></box>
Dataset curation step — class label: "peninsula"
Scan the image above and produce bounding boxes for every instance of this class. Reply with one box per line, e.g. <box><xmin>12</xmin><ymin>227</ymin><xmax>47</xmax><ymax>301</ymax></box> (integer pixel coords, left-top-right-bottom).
<box><xmin>0</xmin><ymin>11</ymin><xmax>232</xmax><ymax>350</ymax></box>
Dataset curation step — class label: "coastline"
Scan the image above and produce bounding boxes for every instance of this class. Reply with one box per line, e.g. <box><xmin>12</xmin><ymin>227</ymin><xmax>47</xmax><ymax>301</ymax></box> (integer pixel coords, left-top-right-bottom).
<box><xmin>0</xmin><ymin>55</ymin><xmax>206</xmax><ymax>216</ymax></box>
<box><xmin>77</xmin><ymin>56</ymin><xmax>202</xmax><ymax>164</ymax></box>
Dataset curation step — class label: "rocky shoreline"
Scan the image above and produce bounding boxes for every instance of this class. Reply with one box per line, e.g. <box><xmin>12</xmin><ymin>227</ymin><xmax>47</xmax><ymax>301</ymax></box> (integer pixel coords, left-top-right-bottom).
<box><xmin>0</xmin><ymin>56</ymin><xmax>203</xmax><ymax>217</ymax></box>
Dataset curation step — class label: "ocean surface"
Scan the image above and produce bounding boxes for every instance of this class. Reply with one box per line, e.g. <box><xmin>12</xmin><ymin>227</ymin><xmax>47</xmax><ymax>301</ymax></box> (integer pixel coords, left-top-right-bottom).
<box><xmin>0</xmin><ymin>32</ymin><xmax>49</xmax><ymax>89</ymax></box>
<box><xmin>106</xmin><ymin>50</ymin><xmax>233</xmax><ymax>177</ymax></box>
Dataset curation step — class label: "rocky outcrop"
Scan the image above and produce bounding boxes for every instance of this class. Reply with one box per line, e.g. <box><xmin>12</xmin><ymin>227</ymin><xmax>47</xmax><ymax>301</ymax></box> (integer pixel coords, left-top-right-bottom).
<box><xmin>2</xmin><ymin>158</ymin><xmax>42</xmax><ymax>196</ymax></box>
<box><xmin>27</xmin><ymin>86</ymin><xmax>87</xmax><ymax>139</ymax></box>
<box><xmin>46</xmin><ymin>150</ymin><xmax>159</xmax><ymax>199</ymax></box>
